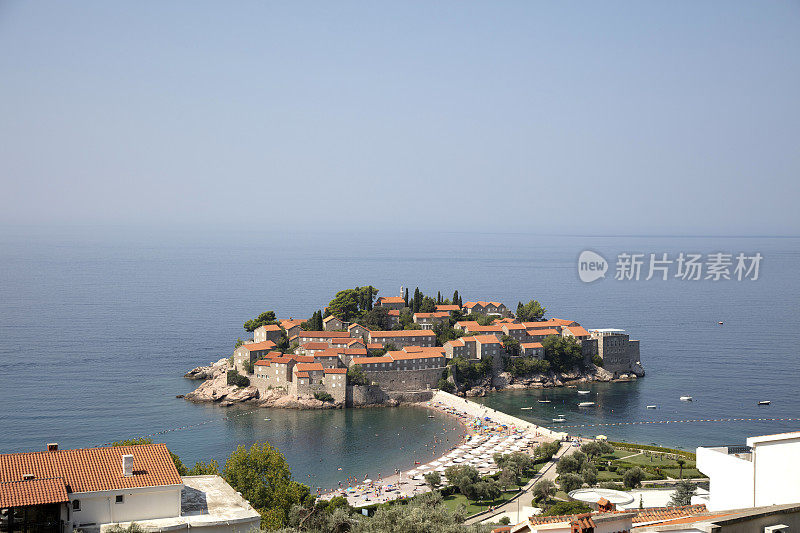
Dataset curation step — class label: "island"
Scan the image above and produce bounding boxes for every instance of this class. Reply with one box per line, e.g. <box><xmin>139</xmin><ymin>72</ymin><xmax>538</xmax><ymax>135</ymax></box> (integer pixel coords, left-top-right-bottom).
<box><xmin>183</xmin><ymin>286</ymin><xmax>645</xmax><ymax>408</ymax></box>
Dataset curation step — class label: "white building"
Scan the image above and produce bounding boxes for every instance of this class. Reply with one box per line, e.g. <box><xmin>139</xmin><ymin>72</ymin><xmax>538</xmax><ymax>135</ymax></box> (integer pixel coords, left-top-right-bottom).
<box><xmin>695</xmin><ymin>431</ymin><xmax>800</xmax><ymax>511</ymax></box>
<box><xmin>0</xmin><ymin>443</ymin><xmax>260</xmax><ymax>533</ymax></box>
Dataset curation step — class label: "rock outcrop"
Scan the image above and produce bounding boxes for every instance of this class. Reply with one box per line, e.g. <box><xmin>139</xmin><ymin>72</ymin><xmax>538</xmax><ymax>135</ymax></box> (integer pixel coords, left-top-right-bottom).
<box><xmin>184</xmin><ymin>357</ymin><xmax>260</xmax><ymax>405</ymax></box>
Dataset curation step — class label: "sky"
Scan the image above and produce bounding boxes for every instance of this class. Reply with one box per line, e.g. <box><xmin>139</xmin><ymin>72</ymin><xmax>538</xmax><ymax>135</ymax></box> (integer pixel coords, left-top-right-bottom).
<box><xmin>1</xmin><ymin>1</ymin><xmax>799</xmax><ymax>237</ymax></box>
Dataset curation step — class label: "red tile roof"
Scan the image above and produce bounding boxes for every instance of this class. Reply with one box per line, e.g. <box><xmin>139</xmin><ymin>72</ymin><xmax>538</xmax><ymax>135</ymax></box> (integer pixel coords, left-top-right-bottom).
<box><xmin>296</xmin><ymin>372</ymin><xmax>309</xmax><ymax>378</ymax></box>
<box><xmin>301</xmin><ymin>342</ymin><xmax>330</xmax><ymax>350</ymax></box>
<box><xmin>525</xmin><ymin>328</ymin><xmax>560</xmax><ymax>336</ymax></box>
<box><xmin>564</xmin><ymin>326</ymin><xmax>590</xmax><ymax>337</ymax></box>
<box><xmin>324</xmin><ymin>368</ymin><xmax>348</xmax><ymax>374</ymax></box>
<box><xmin>388</xmin><ymin>310</ymin><xmax>400</xmax><ymax>316</ymax></box>
<box><xmin>366</xmin><ymin>343</ymin><xmax>383</xmax><ymax>349</ymax></box>
<box><xmin>256</xmin><ymin>324</ymin><xmax>282</xmax><ymax>332</ymax></box>
<box><xmin>296</xmin><ymin>362</ymin><xmax>324</xmax><ymax>372</ymax></box>
<box><xmin>280</xmin><ymin>319</ymin><xmax>305</xmax><ymax>329</ymax></box>
<box><xmin>377</xmin><ymin>296</ymin><xmax>405</xmax><ymax>304</ymax></box>
<box><xmin>473</xmin><ymin>334</ymin><xmax>502</xmax><ymax>344</ymax></box>
<box><xmin>414</xmin><ymin>312</ymin><xmax>449</xmax><ymax>319</ymax></box>
<box><xmin>254</xmin><ymin>360</ymin><xmax>271</xmax><ymax>367</ymax></box>
<box><xmin>242</xmin><ymin>340</ymin><xmax>276</xmax><ymax>351</ymax></box>
<box><xmin>0</xmin><ymin>477</ymin><xmax>69</xmax><ymax>507</ymax></box>
<box><xmin>0</xmin><ymin>444</ymin><xmax>182</xmax><ymax>495</ymax></box>
<box><xmin>520</xmin><ymin>342</ymin><xmax>544</xmax><ymax>349</ymax></box>
<box><xmin>436</xmin><ymin>305</ymin><xmax>460</xmax><ymax>312</ymax></box>
<box><xmin>388</xmin><ymin>351</ymin><xmax>444</xmax><ymax>361</ymax></box>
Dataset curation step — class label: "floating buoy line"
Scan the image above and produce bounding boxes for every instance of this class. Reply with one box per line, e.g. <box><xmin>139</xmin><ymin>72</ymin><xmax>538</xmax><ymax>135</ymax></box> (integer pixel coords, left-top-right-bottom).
<box><xmin>549</xmin><ymin>417</ymin><xmax>800</xmax><ymax>429</ymax></box>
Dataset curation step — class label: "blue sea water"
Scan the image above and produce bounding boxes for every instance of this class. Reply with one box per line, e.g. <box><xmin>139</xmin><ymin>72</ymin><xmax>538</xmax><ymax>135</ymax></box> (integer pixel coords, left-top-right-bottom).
<box><xmin>1</xmin><ymin>229</ymin><xmax>799</xmax><ymax>487</ymax></box>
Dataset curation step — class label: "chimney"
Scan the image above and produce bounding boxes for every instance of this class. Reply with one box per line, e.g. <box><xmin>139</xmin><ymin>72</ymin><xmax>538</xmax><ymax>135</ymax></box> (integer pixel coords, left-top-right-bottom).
<box><xmin>122</xmin><ymin>455</ymin><xmax>134</xmax><ymax>477</ymax></box>
<box><xmin>47</xmin><ymin>443</ymin><xmax>58</xmax><ymax>452</ymax></box>
<box><xmin>23</xmin><ymin>474</ymin><xmax>35</xmax><ymax>481</ymax></box>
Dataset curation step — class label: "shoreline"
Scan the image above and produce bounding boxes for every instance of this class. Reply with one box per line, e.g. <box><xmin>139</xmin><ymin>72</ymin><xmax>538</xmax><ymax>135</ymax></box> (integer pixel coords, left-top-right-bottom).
<box><xmin>320</xmin><ymin>391</ymin><xmax>564</xmax><ymax>506</ymax></box>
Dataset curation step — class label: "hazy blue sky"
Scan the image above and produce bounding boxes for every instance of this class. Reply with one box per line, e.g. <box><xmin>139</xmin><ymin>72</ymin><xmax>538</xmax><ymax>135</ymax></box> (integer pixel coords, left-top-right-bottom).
<box><xmin>1</xmin><ymin>1</ymin><xmax>799</xmax><ymax>236</ymax></box>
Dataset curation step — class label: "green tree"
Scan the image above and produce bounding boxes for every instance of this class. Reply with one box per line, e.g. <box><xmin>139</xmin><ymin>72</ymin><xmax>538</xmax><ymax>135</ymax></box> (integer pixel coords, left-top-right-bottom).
<box><xmin>498</xmin><ymin>467</ymin><xmax>518</xmax><ymax>491</ymax></box>
<box><xmin>327</xmin><ymin>290</ymin><xmax>361</xmax><ymax>322</ymax></box>
<box><xmin>244</xmin><ymin>311</ymin><xmax>278</xmax><ymax>332</ymax></box>
<box><xmin>423</xmin><ymin>471</ymin><xmax>441</xmax><ymax>490</ymax></box>
<box><xmin>437</xmin><ymin>291</ymin><xmax>442</xmax><ymax>304</ymax></box>
<box><xmin>355</xmin><ymin>491</ymin><xmax>477</xmax><ymax>533</ymax></box>
<box><xmin>222</xmin><ymin>442</ymin><xmax>311</xmax><ymax>529</ymax></box>
<box><xmin>532</xmin><ymin>479</ymin><xmax>555</xmax><ymax>502</ymax></box>
<box><xmin>419</xmin><ymin>296</ymin><xmax>437</xmax><ymax>313</ymax></box>
<box><xmin>404</xmin><ymin>287</ymin><xmax>409</xmax><ymax>307</ymax></box>
<box><xmin>501</xmin><ymin>335</ymin><xmax>520</xmax><ymax>357</ymax></box>
<box><xmin>676</xmin><ymin>458</ymin><xmax>686</xmax><ymax>479</ymax></box>
<box><xmin>556</xmin><ymin>452</ymin><xmax>587</xmax><ymax>475</ymax></box>
<box><xmin>360</xmin><ymin>306</ymin><xmax>390</xmax><ymax>330</ymax></box>
<box><xmin>542</xmin><ymin>335</ymin><xmax>584</xmax><ymax>373</ymax></box>
<box><xmin>669</xmin><ymin>479</ymin><xmax>697</xmax><ymax>506</ymax></box>
<box><xmin>580</xmin><ymin>463</ymin><xmax>598</xmax><ymax>486</ymax></box>
<box><xmin>542</xmin><ymin>500</ymin><xmax>592</xmax><ymax>516</ymax></box>
<box><xmin>557</xmin><ymin>472</ymin><xmax>584</xmax><ymax>493</ymax></box>
<box><xmin>398</xmin><ymin>308</ymin><xmax>414</xmax><ymax>329</ymax></box>
<box><xmin>187</xmin><ymin>460</ymin><xmax>220</xmax><ymax>476</ymax></box>
<box><xmin>623</xmin><ymin>467</ymin><xmax>646</xmax><ymax>489</ymax></box>
<box><xmin>436</xmin><ymin>378</ymin><xmax>455</xmax><ymax>393</ymax></box>
<box><xmin>234</xmin><ymin>338</ymin><xmax>244</xmax><ymax>349</ymax></box>
<box><xmin>413</xmin><ymin>287</ymin><xmax>421</xmax><ymax>313</ymax></box>
<box><xmin>347</xmin><ymin>365</ymin><xmax>369</xmax><ymax>386</ymax></box>
<box><xmin>516</xmin><ymin>300</ymin><xmax>546</xmax><ymax>322</ymax></box>
<box><xmin>227</xmin><ymin>370</ymin><xmax>250</xmax><ymax>387</ymax></box>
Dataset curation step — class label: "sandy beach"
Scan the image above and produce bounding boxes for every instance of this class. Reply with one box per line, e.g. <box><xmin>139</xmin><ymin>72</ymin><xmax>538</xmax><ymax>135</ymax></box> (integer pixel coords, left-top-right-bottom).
<box><xmin>320</xmin><ymin>391</ymin><xmax>566</xmax><ymax>507</ymax></box>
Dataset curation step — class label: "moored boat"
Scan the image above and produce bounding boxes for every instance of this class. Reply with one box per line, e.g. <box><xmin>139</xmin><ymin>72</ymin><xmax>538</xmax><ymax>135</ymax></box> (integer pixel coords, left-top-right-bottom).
<box><xmin>578</xmin><ymin>401</ymin><xmax>595</xmax><ymax>407</ymax></box>
<box><xmin>680</xmin><ymin>396</ymin><xmax>693</xmax><ymax>401</ymax></box>
<box><xmin>758</xmin><ymin>400</ymin><xmax>771</xmax><ymax>405</ymax></box>
<box><xmin>646</xmin><ymin>405</ymin><xmax>657</xmax><ymax>409</ymax></box>
<box><xmin>552</xmin><ymin>417</ymin><xmax>566</xmax><ymax>422</ymax></box>
<box><xmin>577</xmin><ymin>390</ymin><xmax>590</xmax><ymax>395</ymax></box>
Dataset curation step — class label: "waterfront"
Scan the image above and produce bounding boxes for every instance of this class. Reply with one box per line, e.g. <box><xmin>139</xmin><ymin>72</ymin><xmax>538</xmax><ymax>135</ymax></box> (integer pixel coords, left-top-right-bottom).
<box><xmin>2</xmin><ymin>230</ymin><xmax>799</xmax><ymax>488</ymax></box>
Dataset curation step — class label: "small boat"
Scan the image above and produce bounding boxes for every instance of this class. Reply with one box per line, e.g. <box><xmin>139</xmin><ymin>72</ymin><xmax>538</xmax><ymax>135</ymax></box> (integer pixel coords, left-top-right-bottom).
<box><xmin>538</xmin><ymin>400</ymin><xmax>551</xmax><ymax>403</ymax></box>
<box><xmin>680</xmin><ymin>396</ymin><xmax>693</xmax><ymax>401</ymax></box>
<box><xmin>758</xmin><ymin>400</ymin><xmax>771</xmax><ymax>406</ymax></box>
<box><xmin>427</xmin><ymin>415</ymin><xmax>435</xmax><ymax>418</ymax></box>
<box><xmin>646</xmin><ymin>405</ymin><xmax>657</xmax><ymax>409</ymax></box>
<box><xmin>520</xmin><ymin>407</ymin><xmax>533</xmax><ymax>410</ymax></box>
<box><xmin>577</xmin><ymin>390</ymin><xmax>590</xmax><ymax>395</ymax></box>
<box><xmin>552</xmin><ymin>417</ymin><xmax>566</xmax><ymax>423</ymax></box>
<box><xmin>718</xmin><ymin>321</ymin><xmax>724</xmax><ymax>325</ymax></box>
<box><xmin>264</xmin><ymin>418</ymin><xmax>271</xmax><ymax>421</ymax></box>
<box><xmin>578</xmin><ymin>402</ymin><xmax>595</xmax><ymax>407</ymax></box>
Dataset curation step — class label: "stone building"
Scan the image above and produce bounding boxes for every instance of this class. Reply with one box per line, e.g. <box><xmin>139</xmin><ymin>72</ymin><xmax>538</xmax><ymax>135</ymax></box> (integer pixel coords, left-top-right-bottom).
<box><xmin>589</xmin><ymin>329</ymin><xmax>641</xmax><ymax>377</ymax></box>
<box><xmin>375</xmin><ymin>296</ymin><xmax>405</xmax><ymax>310</ymax></box>
<box><xmin>232</xmin><ymin>340</ymin><xmax>276</xmax><ymax>373</ymax></box>
<box><xmin>366</xmin><ymin>329</ymin><xmax>436</xmax><ymax>348</ymax></box>
<box><xmin>462</xmin><ymin>301</ymin><xmax>510</xmax><ymax>317</ymax></box>
<box><xmin>253</xmin><ymin>324</ymin><xmax>283</xmax><ymax>344</ymax></box>
<box><xmin>412</xmin><ymin>311</ymin><xmax>450</xmax><ymax>329</ymax></box>
<box><xmin>322</xmin><ymin>315</ymin><xmax>345</xmax><ymax>331</ymax></box>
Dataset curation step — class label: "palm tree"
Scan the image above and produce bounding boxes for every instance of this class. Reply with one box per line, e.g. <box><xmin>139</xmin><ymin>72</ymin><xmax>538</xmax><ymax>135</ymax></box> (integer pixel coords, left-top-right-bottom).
<box><xmin>676</xmin><ymin>458</ymin><xmax>686</xmax><ymax>479</ymax></box>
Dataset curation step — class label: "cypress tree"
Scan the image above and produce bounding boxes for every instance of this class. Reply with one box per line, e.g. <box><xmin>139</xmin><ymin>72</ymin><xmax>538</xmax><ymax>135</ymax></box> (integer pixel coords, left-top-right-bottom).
<box><xmin>453</xmin><ymin>290</ymin><xmax>459</xmax><ymax>307</ymax></box>
<box><xmin>404</xmin><ymin>288</ymin><xmax>409</xmax><ymax>307</ymax></box>
<box><xmin>437</xmin><ymin>291</ymin><xmax>442</xmax><ymax>304</ymax></box>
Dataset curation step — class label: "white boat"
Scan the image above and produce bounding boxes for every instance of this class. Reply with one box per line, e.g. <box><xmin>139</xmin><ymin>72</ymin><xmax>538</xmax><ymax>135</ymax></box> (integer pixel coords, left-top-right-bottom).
<box><xmin>577</xmin><ymin>390</ymin><xmax>590</xmax><ymax>395</ymax></box>
<box><xmin>578</xmin><ymin>401</ymin><xmax>595</xmax><ymax>407</ymax></box>
<box><xmin>427</xmin><ymin>415</ymin><xmax>435</xmax><ymax>418</ymax></box>
<box><xmin>552</xmin><ymin>417</ymin><xmax>566</xmax><ymax>422</ymax></box>
<box><xmin>520</xmin><ymin>407</ymin><xmax>533</xmax><ymax>410</ymax></box>
<box><xmin>646</xmin><ymin>405</ymin><xmax>657</xmax><ymax>409</ymax></box>
<box><xmin>538</xmin><ymin>400</ymin><xmax>551</xmax><ymax>403</ymax></box>
<box><xmin>680</xmin><ymin>396</ymin><xmax>693</xmax><ymax>401</ymax></box>
<box><xmin>758</xmin><ymin>400</ymin><xmax>771</xmax><ymax>405</ymax></box>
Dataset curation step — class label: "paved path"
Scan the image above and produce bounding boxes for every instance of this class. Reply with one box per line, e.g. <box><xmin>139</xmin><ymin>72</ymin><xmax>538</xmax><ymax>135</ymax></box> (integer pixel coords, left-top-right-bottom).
<box><xmin>466</xmin><ymin>443</ymin><xmax>569</xmax><ymax>525</ymax></box>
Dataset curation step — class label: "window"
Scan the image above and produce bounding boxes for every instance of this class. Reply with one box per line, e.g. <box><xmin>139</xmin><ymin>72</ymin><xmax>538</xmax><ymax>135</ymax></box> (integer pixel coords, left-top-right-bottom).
<box><xmin>115</xmin><ymin>495</ymin><xmax>124</xmax><ymax>504</ymax></box>
<box><xmin>72</xmin><ymin>500</ymin><xmax>81</xmax><ymax>511</ymax></box>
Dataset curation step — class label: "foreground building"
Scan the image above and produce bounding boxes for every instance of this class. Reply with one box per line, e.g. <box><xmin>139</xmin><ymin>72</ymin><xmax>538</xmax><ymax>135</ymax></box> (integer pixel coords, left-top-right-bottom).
<box><xmin>696</xmin><ymin>431</ymin><xmax>800</xmax><ymax>511</ymax></box>
<box><xmin>589</xmin><ymin>328</ymin><xmax>642</xmax><ymax>377</ymax></box>
<box><xmin>0</xmin><ymin>443</ymin><xmax>259</xmax><ymax>533</ymax></box>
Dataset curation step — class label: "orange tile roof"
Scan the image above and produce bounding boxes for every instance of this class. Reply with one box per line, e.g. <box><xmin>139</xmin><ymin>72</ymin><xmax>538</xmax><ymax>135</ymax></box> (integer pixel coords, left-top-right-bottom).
<box><xmin>414</xmin><ymin>312</ymin><xmax>449</xmax><ymax>318</ymax></box>
<box><xmin>369</xmin><ymin>330</ymin><xmax>436</xmax><ymax>338</ymax></box>
<box><xmin>352</xmin><ymin>356</ymin><xmax>393</xmax><ymax>365</ymax></box>
<box><xmin>343</xmin><ymin>348</ymin><xmax>367</xmax><ymax>355</ymax></box>
<box><xmin>324</xmin><ymin>368</ymin><xmax>348</xmax><ymax>374</ymax></box>
<box><xmin>0</xmin><ymin>444</ymin><xmax>182</xmax><ymax>495</ymax></box>
<box><xmin>295</xmin><ymin>371</ymin><xmax>309</xmax><ymax>378</ymax></box>
<box><xmin>296</xmin><ymin>362</ymin><xmax>324</xmax><ymax>372</ymax></box>
<box><xmin>255</xmin><ymin>324</ymin><xmax>282</xmax><ymax>331</ymax></box>
<box><xmin>271</xmin><ymin>356</ymin><xmax>295</xmax><ymax>364</ymax></box>
<box><xmin>629</xmin><ymin>504</ymin><xmax>709</xmax><ymax>524</ymax></box>
<box><xmin>316</xmin><ymin>350</ymin><xmax>342</xmax><ymax>357</ymax></box>
<box><xmin>377</xmin><ymin>296</ymin><xmax>405</xmax><ymax>304</ymax></box>
<box><xmin>520</xmin><ymin>342</ymin><xmax>544</xmax><ymax>348</ymax></box>
<box><xmin>293</xmin><ymin>355</ymin><xmax>314</xmax><ymax>363</ymax></box>
<box><xmin>436</xmin><ymin>305</ymin><xmax>460</xmax><ymax>312</ymax></box>
<box><xmin>298</xmin><ymin>331</ymin><xmax>352</xmax><ymax>338</ymax></box>
<box><xmin>388</xmin><ymin>309</ymin><xmax>400</xmax><ymax>316</ymax></box>
<box><xmin>367</xmin><ymin>343</ymin><xmax>383</xmax><ymax>349</ymax></box>
<box><xmin>564</xmin><ymin>326</ymin><xmax>590</xmax><ymax>337</ymax></box>
<box><xmin>456</xmin><ymin>321</ymin><xmax>481</xmax><ymax>328</ymax></box>
<box><xmin>280</xmin><ymin>319</ymin><xmax>305</xmax><ymax>329</ymax></box>
<box><xmin>464</xmin><ymin>301</ymin><xmax>504</xmax><ymax>308</ymax></box>
<box><xmin>473</xmin><ymin>334</ymin><xmax>501</xmax><ymax>344</ymax></box>
<box><xmin>0</xmin><ymin>477</ymin><xmax>69</xmax><ymax>507</ymax></box>
<box><xmin>301</xmin><ymin>342</ymin><xmax>330</xmax><ymax>350</ymax></box>
<box><xmin>402</xmin><ymin>346</ymin><xmax>445</xmax><ymax>354</ymax></box>
<box><xmin>445</xmin><ymin>338</ymin><xmax>466</xmax><ymax>347</ymax></box>
<box><xmin>254</xmin><ymin>360</ymin><xmax>271</xmax><ymax>367</ymax></box>
<box><xmin>501</xmin><ymin>323</ymin><xmax>526</xmax><ymax>330</ymax></box>
<box><xmin>242</xmin><ymin>340</ymin><xmax>276</xmax><ymax>351</ymax></box>
<box><xmin>467</xmin><ymin>325</ymin><xmax>504</xmax><ymax>332</ymax></box>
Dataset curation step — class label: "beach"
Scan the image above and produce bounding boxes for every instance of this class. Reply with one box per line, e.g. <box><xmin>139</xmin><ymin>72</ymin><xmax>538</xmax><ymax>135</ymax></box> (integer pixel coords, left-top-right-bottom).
<box><xmin>320</xmin><ymin>391</ymin><xmax>564</xmax><ymax>507</ymax></box>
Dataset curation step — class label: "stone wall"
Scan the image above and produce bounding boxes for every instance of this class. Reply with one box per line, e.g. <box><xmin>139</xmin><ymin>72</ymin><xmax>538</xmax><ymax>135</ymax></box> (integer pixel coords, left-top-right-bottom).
<box><xmin>348</xmin><ymin>385</ymin><xmax>390</xmax><ymax>406</ymax></box>
<box><xmin>362</xmin><ymin>367</ymin><xmax>444</xmax><ymax>392</ymax></box>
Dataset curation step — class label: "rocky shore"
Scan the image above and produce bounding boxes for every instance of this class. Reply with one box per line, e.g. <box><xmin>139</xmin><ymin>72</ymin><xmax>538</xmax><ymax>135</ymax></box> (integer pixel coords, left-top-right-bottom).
<box><xmin>181</xmin><ymin>359</ymin><xmax>643</xmax><ymax>407</ymax></box>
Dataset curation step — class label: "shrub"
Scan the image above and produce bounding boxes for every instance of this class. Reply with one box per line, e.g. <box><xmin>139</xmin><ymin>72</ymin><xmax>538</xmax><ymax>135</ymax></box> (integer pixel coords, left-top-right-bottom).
<box><xmin>314</xmin><ymin>391</ymin><xmax>334</xmax><ymax>402</ymax></box>
<box><xmin>557</xmin><ymin>472</ymin><xmax>584</xmax><ymax>493</ymax></box>
<box><xmin>499</xmin><ymin>516</ymin><xmax>511</xmax><ymax>525</ymax></box>
<box><xmin>226</xmin><ymin>370</ymin><xmax>249</xmax><ymax>387</ymax></box>
<box><xmin>437</xmin><ymin>378</ymin><xmax>455</xmax><ymax>392</ymax></box>
<box><xmin>347</xmin><ymin>365</ymin><xmax>369</xmax><ymax>386</ymax></box>
<box><xmin>623</xmin><ymin>467</ymin><xmax>646</xmax><ymax>489</ymax></box>
<box><xmin>542</xmin><ymin>500</ymin><xmax>592</xmax><ymax>516</ymax></box>
<box><xmin>243</xmin><ymin>360</ymin><xmax>254</xmax><ymax>374</ymax></box>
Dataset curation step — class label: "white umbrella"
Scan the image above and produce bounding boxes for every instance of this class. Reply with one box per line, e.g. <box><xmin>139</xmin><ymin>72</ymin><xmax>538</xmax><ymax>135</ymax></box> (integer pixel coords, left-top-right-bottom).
<box><xmin>364</xmin><ymin>479</ymin><xmax>372</xmax><ymax>484</ymax></box>
<box><xmin>430</xmin><ymin>460</ymin><xmax>442</xmax><ymax>466</ymax></box>
<box><xmin>435</xmin><ymin>466</ymin><xmax>445</xmax><ymax>472</ymax></box>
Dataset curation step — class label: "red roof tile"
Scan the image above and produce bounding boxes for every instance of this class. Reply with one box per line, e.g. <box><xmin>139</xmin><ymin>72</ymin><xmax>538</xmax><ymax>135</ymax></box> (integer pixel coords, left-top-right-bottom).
<box><xmin>242</xmin><ymin>340</ymin><xmax>276</xmax><ymax>351</ymax></box>
<box><xmin>0</xmin><ymin>444</ymin><xmax>182</xmax><ymax>495</ymax></box>
<box><xmin>377</xmin><ymin>296</ymin><xmax>404</xmax><ymax>304</ymax></box>
<box><xmin>324</xmin><ymin>368</ymin><xmax>347</xmax><ymax>374</ymax></box>
<box><xmin>352</xmin><ymin>356</ymin><xmax>393</xmax><ymax>365</ymax></box>
<box><xmin>301</xmin><ymin>342</ymin><xmax>330</xmax><ymax>350</ymax></box>
<box><xmin>298</xmin><ymin>331</ymin><xmax>352</xmax><ymax>338</ymax></box>
<box><xmin>296</xmin><ymin>363</ymin><xmax>324</xmax><ymax>372</ymax></box>
<box><xmin>255</xmin><ymin>324</ymin><xmax>282</xmax><ymax>332</ymax></box>
<box><xmin>369</xmin><ymin>330</ymin><xmax>435</xmax><ymax>338</ymax></box>
<box><xmin>0</xmin><ymin>477</ymin><xmax>69</xmax><ymax>507</ymax></box>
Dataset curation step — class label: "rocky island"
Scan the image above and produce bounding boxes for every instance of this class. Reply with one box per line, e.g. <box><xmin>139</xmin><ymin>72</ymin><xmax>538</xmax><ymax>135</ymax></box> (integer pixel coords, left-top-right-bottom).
<box><xmin>182</xmin><ymin>286</ymin><xmax>645</xmax><ymax>409</ymax></box>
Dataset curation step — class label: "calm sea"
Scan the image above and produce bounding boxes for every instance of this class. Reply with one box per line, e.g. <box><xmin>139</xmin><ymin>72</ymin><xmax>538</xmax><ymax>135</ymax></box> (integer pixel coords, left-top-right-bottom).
<box><xmin>1</xmin><ymin>230</ymin><xmax>799</xmax><ymax>487</ymax></box>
